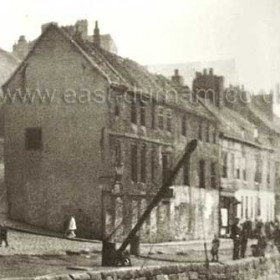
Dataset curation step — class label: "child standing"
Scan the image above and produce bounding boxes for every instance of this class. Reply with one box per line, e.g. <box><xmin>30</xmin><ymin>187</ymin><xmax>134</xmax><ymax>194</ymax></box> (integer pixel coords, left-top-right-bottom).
<box><xmin>211</xmin><ymin>234</ymin><xmax>220</xmax><ymax>262</ymax></box>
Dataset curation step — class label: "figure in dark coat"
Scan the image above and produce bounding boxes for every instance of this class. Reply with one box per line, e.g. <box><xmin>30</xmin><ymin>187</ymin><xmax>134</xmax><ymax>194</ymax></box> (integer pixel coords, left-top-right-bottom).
<box><xmin>240</xmin><ymin>219</ymin><xmax>251</xmax><ymax>258</ymax></box>
<box><xmin>231</xmin><ymin>218</ymin><xmax>241</xmax><ymax>260</ymax></box>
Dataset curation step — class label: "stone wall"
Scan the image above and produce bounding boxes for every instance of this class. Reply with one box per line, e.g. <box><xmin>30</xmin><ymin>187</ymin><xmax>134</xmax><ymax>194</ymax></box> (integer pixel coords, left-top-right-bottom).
<box><xmin>16</xmin><ymin>254</ymin><xmax>280</xmax><ymax>280</ymax></box>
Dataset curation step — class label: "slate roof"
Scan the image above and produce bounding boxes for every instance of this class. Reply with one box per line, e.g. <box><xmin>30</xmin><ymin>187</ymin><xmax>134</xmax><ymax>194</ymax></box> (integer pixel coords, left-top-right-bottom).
<box><xmin>60</xmin><ymin>25</ymin><xmax>215</xmax><ymax>120</ymax></box>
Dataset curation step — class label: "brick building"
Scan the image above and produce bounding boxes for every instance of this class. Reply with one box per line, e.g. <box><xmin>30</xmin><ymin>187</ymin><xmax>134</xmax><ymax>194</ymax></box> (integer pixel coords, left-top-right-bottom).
<box><xmin>3</xmin><ymin>23</ymin><xmax>220</xmax><ymax>241</ymax></box>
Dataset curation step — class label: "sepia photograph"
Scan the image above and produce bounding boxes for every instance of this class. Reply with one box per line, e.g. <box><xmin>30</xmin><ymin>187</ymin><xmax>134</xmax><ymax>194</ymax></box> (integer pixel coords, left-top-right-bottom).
<box><xmin>0</xmin><ymin>0</ymin><xmax>279</xmax><ymax>279</ymax></box>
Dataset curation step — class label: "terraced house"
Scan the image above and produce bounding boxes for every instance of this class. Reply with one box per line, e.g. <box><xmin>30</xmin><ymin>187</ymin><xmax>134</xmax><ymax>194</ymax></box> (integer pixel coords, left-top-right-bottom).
<box><xmin>193</xmin><ymin>71</ymin><xmax>280</xmax><ymax>236</ymax></box>
<box><xmin>3</xmin><ymin>22</ymin><xmax>220</xmax><ymax>241</ymax></box>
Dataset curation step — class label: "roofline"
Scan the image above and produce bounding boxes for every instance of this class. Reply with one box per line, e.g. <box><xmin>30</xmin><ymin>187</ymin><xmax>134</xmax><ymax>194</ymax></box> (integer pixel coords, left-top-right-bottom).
<box><xmin>2</xmin><ymin>24</ymin><xmax>110</xmax><ymax>91</ymax></box>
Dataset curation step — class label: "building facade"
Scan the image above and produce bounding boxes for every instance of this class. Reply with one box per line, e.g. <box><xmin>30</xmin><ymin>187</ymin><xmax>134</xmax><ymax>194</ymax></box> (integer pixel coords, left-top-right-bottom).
<box><xmin>3</xmin><ymin>24</ymin><xmax>220</xmax><ymax>241</ymax></box>
<box><xmin>193</xmin><ymin>70</ymin><xmax>280</xmax><ymax>236</ymax></box>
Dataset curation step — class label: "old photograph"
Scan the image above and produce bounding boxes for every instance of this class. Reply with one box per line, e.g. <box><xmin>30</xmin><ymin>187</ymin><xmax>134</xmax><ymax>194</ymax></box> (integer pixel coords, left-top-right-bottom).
<box><xmin>0</xmin><ymin>0</ymin><xmax>279</xmax><ymax>279</ymax></box>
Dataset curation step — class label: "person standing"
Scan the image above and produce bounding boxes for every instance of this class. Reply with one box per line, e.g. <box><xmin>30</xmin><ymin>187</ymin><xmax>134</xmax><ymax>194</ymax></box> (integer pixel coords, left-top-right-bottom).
<box><xmin>67</xmin><ymin>215</ymin><xmax>77</xmax><ymax>238</ymax></box>
<box><xmin>240</xmin><ymin>220</ymin><xmax>250</xmax><ymax>258</ymax></box>
<box><xmin>231</xmin><ymin>218</ymin><xmax>241</xmax><ymax>260</ymax></box>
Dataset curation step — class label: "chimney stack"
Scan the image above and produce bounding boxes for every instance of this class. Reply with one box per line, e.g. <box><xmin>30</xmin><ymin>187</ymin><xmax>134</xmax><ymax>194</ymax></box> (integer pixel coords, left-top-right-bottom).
<box><xmin>93</xmin><ymin>21</ymin><xmax>101</xmax><ymax>47</ymax></box>
<box><xmin>171</xmin><ymin>69</ymin><xmax>184</xmax><ymax>87</ymax></box>
<box><xmin>203</xmin><ymin>69</ymin><xmax>207</xmax><ymax>75</ymax></box>
<box><xmin>209</xmin><ymin>68</ymin><xmax>213</xmax><ymax>75</ymax></box>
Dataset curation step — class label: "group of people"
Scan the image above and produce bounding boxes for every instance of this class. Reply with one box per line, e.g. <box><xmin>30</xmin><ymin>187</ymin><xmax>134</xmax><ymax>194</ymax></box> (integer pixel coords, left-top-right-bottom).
<box><xmin>211</xmin><ymin>217</ymin><xmax>280</xmax><ymax>262</ymax></box>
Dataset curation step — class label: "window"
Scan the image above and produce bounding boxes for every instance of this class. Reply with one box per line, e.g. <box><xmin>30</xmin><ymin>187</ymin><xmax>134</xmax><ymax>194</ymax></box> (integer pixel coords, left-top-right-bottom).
<box><xmin>166</xmin><ymin>111</ymin><xmax>172</xmax><ymax>132</ymax></box>
<box><xmin>231</xmin><ymin>154</ymin><xmax>235</xmax><ymax>178</ymax></box>
<box><xmin>211</xmin><ymin>162</ymin><xmax>216</xmax><ymax>188</ymax></box>
<box><xmin>162</xmin><ymin>153</ymin><xmax>169</xmax><ymax>184</ymax></box>
<box><xmin>151</xmin><ymin>100</ymin><xmax>155</xmax><ymax>129</ymax></box>
<box><xmin>212</xmin><ymin>131</ymin><xmax>216</xmax><ymax>144</ymax></box>
<box><xmin>199</xmin><ymin>160</ymin><xmax>205</xmax><ymax>188</ymax></box>
<box><xmin>140</xmin><ymin>144</ymin><xmax>146</xmax><ymax>182</ymax></box>
<box><xmin>206</xmin><ymin>123</ymin><xmax>210</xmax><ymax>143</ymax></box>
<box><xmin>198</xmin><ymin>121</ymin><xmax>203</xmax><ymax>141</ymax></box>
<box><xmin>131</xmin><ymin>96</ymin><xmax>137</xmax><ymax>124</ymax></box>
<box><xmin>182</xmin><ymin>115</ymin><xmax>187</xmax><ymax>136</ymax></box>
<box><xmin>114</xmin><ymin>141</ymin><xmax>121</xmax><ymax>165</ymax></box>
<box><xmin>255</xmin><ymin>156</ymin><xmax>262</xmax><ymax>183</ymax></box>
<box><xmin>242</xmin><ymin>157</ymin><xmax>247</xmax><ymax>181</ymax></box>
<box><xmin>131</xmin><ymin>143</ymin><xmax>138</xmax><ymax>182</ymax></box>
<box><xmin>25</xmin><ymin>127</ymin><xmax>42</xmax><ymax>150</ymax></box>
<box><xmin>140</xmin><ymin>100</ymin><xmax>146</xmax><ymax>126</ymax></box>
<box><xmin>222</xmin><ymin>152</ymin><xmax>228</xmax><ymax>178</ymax></box>
<box><xmin>114</xmin><ymin>97</ymin><xmax>120</xmax><ymax>116</ymax></box>
<box><xmin>236</xmin><ymin>157</ymin><xmax>240</xmax><ymax>179</ymax></box>
<box><xmin>151</xmin><ymin>148</ymin><xmax>156</xmax><ymax>182</ymax></box>
<box><xmin>158</xmin><ymin>107</ymin><xmax>164</xmax><ymax>130</ymax></box>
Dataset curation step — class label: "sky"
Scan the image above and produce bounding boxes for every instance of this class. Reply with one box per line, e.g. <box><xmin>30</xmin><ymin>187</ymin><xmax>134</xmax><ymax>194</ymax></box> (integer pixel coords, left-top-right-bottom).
<box><xmin>0</xmin><ymin>0</ymin><xmax>280</xmax><ymax>92</ymax></box>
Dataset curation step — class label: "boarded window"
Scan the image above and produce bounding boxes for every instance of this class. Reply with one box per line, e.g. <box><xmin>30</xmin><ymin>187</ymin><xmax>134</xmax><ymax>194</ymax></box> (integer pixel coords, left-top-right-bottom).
<box><xmin>25</xmin><ymin>127</ymin><xmax>42</xmax><ymax>150</ymax></box>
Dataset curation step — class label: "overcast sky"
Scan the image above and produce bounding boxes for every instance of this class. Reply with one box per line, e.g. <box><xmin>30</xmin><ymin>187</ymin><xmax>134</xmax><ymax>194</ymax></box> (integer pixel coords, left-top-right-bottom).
<box><xmin>0</xmin><ymin>0</ymin><xmax>279</xmax><ymax>92</ymax></box>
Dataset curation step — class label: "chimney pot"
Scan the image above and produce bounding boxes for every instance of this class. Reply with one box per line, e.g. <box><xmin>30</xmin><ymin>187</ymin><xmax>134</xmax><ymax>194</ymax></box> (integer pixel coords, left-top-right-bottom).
<box><xmin>209</xmin><ymin>68</ymin><xmax>213</xmax><ymax>75</ymax></box>
<box><xmin>203</xmin><ymin>69</ymin><xmax>207</xmax><ymax>75</ymax></box>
